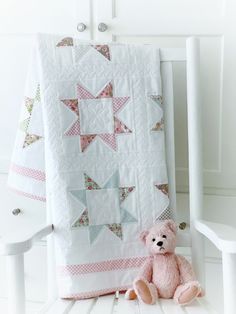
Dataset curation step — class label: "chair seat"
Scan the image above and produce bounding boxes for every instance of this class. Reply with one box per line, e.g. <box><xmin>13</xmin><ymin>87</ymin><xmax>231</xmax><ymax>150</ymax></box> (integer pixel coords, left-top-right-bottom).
<box><xmin>39</xmin><ymin>293</ymin><xmax>217</xmax><ymax>314</ymax></box>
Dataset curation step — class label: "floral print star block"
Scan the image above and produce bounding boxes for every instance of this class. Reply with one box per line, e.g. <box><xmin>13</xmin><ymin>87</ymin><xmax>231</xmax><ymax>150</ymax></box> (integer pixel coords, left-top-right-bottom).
<box><xmin>20</xmin><ymin>84</ymin><xmax>43</xmax><ymax>148</ymax></box>
<box><xmin>61</xmin><ymin>82</ymin><xmax>132</xmax><ymax>152</ymax></box>
<box><xmin>70</xmin><ymin>171</ymin><xmax>136</xmax><ymax>243</ymax></box>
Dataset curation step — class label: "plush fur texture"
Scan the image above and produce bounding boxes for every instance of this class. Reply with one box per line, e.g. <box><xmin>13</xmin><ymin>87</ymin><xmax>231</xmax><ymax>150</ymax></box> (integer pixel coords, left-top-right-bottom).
<box><xmin>125</xmin><ymin>220</ymin><xmax>202</xmax><ymax>305</ymax></box>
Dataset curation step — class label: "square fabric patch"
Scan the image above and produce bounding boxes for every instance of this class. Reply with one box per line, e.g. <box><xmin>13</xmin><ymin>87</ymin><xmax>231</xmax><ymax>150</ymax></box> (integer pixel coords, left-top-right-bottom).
<box><xmin>80</xmin><ymin>99</ymin><xmax>114</xmax><ymax>135</ymax></box>
<box><xmin>87</xmin><ymin>189</ymin><xmax>120</xmax><ymax>225</ymax></box>
<box><xmin>8</xmin><ymin>35</ymin><xmax>172</xmax><ymax>300</ymax></box>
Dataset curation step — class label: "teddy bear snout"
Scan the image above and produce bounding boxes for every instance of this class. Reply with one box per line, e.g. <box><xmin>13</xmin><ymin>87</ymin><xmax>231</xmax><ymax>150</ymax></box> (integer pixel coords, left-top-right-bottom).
<box><xmin>157</xmin><ymin>241</ymin><xmax>163</xmax><ymax>246</ymax></box>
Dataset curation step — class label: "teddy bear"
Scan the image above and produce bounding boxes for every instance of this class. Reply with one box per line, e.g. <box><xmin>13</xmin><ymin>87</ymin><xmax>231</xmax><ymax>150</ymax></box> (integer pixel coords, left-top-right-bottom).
<box><xmin>125</xmin><ymin>219</ymin><xmax>202</xmax><ymax>305</ymax></box>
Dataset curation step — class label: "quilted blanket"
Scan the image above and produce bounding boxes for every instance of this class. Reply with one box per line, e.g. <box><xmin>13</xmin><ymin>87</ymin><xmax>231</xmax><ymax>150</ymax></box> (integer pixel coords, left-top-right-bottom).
<box><xmin>8</xmin><ymin>34</ymin><xmax>172</xmax><ymax>298</ymax></box>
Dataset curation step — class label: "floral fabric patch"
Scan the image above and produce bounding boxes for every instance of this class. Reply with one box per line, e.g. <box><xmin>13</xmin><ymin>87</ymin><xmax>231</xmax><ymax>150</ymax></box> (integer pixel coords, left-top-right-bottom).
<box><xmin>20</xmin><ymin>85</ymin><xmax>43</xmax><ymax>148</ymax></box>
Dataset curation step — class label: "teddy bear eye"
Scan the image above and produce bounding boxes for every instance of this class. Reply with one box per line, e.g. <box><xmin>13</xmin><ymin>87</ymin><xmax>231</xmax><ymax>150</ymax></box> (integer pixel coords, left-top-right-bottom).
<box><xmin>152</xmin><ymin>238</ymin><xmax>156</xmax><ymax>242</ymax></box>
<box><xmin>162</xmin><ymin>235</ymin><xmax>167</xmax><ymax>238</ymax></box>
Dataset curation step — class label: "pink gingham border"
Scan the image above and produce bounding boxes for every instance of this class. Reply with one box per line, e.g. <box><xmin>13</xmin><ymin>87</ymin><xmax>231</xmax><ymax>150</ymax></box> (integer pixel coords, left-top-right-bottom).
<box><xmin>58</xmin><ymin>256</ymin><xmax>147</xmax><ymax>276</ymax></box>
<box><xmin>10</xmin><ymin>163</ymin><xmax>46</xmax><ymax>181</ymax></box>
<box><xmin>8</xmin><ymin>186</ymin><xmax>46</xmax><ymax>202</ymax></box>
<box><xmin>62</xmin><ymin>285</ymin><xmax>130</xmax><ymax>300</ymax></box>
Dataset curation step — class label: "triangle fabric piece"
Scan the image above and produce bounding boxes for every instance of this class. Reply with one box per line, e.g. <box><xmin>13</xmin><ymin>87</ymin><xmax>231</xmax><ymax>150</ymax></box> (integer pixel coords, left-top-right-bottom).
<box><xmin>56</xmin><ymin>37</ymin><xmax>74</xmax><ymax>47</ymax></box>
<box><xmin>120</xmin><ymin>208</ymin><xmax>137</xmax><ymax>223</ymax></box>
<box><xmin>74</xmin><ymin>45</ymin><xmax>90</xmax><ymax>63</ymax></box>
<box><xmin>152</xmin><ymin>118</ymin><xmax>164</xmax><ymax>131</ymax></box>
<box><xmin>61</xmin><ymin>99</ymin><xmax>79</xmax><ymax>116</ymax></box>
<box><xmin>25</xmin><ymin>97</ymin><xmax>34</xmax><ymax>113</ymax></box>
<box><xmin>23</xmin><ymin>134</ymin><xmax>42</xmax><ymax>148</ymax></box>
<box><xmin>65</xmin><ymin>120</ymin><xmax>80</xmax><ymax>136</ymax></box>
<box><xmin>80</xmin><ymin>134</ymin><xmax>97</xmax><ymax>152</ymax></box>
<box><xmin>72</xmin><ymin>209</ymin><xmax>89</xmax><ymax>227</ymax></box>
<box><xmin>84</xmin><ymin>173</ymin><xmax>101</xmax><ymax>190</ymax></box>
<box><xmin>19</xmin><ymin>118</ymin><xmax>30</xmax><ymax>132</ymax></box>
<box><xmin>107</xmin><ymin>223</ymin><xmax>122</xmax><ymax>239</ymax></box>
<box><xmin>35</xmin><ymin>84</ymin><xmax>41</xmax><ymax>102</ymax></box>
<box><xmin>92</xmin><ymin>45</ymin><xmax>111</xmax><ymax>61</ymax></box>
<box><xmin>103</xmin><ymin>170</ymin><xmax>119</xmax><ymax>189</ymax></box>
<box><xmin>150</xmin><ymin>95</ymin><xmax>163</xmax><ymax>106</ymax></box>
<box><xmin>113</xmin><ymin>97</ymin><xmax>130</xmax><ymax>114</ymax></box>
<box><xmin>97</xmin><ymin>82</ymin><xmax>113</xmax><ymax>98</ymax></box>
<box><xmin>156</xmin><ymin>207</ymin><xmax>174</xmax><ymax>221</ymax></box>
<box><xmin>70</xmin><ymin>190</ymin><xmax>87</xmax><ymax>206</ymax></box>
<box><xmin>98</xmin><ymin>134</ymin><xmax>117</xmax><ymax>151</ymax></box>
<box><xmin>114</xmin><ymin>117</ymin><xmax>132</xmax><ymax>134</ymax></box>
<box><xmin>77</xmin><ymin>84</ymin><xmax>96</xmax><ymax>99</ymax></box>
<box><xmin>89</xmin><ymin>225</ymin><xmax>104</xmax><ymax>243</ymax></box>
<box><xmin>119</xmin><ymin>187</ymin><xmax>135</xmax><ymax>203</ymax></box>
<box><xmin>155</xmin><ymin>184</ymin><xmax>169</xmax><ymax>196</ymax></box>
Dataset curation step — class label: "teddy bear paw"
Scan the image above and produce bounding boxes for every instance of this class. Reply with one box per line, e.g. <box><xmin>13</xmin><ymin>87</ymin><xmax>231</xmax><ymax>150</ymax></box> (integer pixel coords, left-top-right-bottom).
<box><xmin>133</xmin><ymin>278</ymin><xmax>158</xmax><ymax>305</ymax></box>
<box><xmin>174</xmin><ymin>281</ymin><xmax>201</xmax><ymax>305</ymax></box>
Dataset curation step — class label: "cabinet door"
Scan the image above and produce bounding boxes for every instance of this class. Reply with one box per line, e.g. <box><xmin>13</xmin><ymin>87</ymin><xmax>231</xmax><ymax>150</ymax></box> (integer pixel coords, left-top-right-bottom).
<box><xmin>92</xmin><ymin>0</ymin><xmax>236</xmax><ymax>195</ymax></box>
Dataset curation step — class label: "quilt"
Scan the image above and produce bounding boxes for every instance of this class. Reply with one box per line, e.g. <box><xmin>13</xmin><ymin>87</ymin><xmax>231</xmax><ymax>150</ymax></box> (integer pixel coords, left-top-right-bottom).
<box><xmin>8</xmin><ymin>34</ymin><xmax>172</xmax><ymax>298</ymax></box>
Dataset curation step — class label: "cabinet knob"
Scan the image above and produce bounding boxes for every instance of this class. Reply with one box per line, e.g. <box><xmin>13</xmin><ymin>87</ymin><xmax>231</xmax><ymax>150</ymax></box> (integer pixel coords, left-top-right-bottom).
<box><xmin>12</xmin><ymin>208</ymin><xmax>21</xmax><ymax>216</ymax></box>
<box><xmin>179</xmin><ymin>222</ymin><xmax>187</xmax><ymax>230</ymax></box>
<box><xmin>98</xmin><ymin>23</ymin><xmax>108</xmax><ymax>32</ymax></box>
<box><xmin>77</xmin><ymin>23</ymin><xmax>87</xmax><ymax>32</ymax></box>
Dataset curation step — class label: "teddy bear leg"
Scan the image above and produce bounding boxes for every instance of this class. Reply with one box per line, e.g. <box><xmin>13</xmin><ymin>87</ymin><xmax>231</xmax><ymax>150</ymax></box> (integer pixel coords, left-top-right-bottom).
<box><xmin>133</xmin><ymin>278</ymin><xmax>158</xmax><ymax>305</ymax></box>
<box><xmin>125</xmin><ymin>288</ymin><xmax>137</xmax><ymax>300</ymax></box>
<box><xmin>174</xmin><ymin>281</ymin><xmax>201</xmax><ymax>305</ymax></box>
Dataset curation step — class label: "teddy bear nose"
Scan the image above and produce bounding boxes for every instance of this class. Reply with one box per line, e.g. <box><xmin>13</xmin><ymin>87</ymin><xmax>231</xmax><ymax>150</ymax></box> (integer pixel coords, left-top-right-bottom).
<box><xmin>157</xmin><ymin>241</ymin><xmax>163</xmax><ymax>247</ymax></box>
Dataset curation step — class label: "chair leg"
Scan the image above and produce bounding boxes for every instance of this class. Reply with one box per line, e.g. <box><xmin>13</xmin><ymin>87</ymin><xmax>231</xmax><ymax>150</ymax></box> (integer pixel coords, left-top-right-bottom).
<box><xmin>222</xmin><ymin>252</ymin><xmax>236</xmax><ymax>314</ymax></box>
<box><xmin>6</xmin><ymin>254</ymin><xmax>25</xmax><ymax>314</ymax></box>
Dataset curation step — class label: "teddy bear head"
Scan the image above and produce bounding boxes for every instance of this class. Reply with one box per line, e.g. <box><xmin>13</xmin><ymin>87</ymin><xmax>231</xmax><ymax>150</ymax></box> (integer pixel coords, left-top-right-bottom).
<box><xmin>140</xmin><ymin>219</ymin><xmax>177</xmax><ymax>255</ymax></box>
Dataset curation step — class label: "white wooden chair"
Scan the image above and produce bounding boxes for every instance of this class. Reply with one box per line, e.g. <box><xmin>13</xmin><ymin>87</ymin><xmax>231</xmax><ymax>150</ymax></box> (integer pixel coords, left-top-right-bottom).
<box><xmin>1</xmin><ymin>37</ymin><xmax>236</xmax><ymax>314</ymax></box>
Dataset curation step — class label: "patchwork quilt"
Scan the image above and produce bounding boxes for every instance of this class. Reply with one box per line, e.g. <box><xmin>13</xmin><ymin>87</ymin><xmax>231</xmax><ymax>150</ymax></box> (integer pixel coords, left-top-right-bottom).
<box><xmin>8</xmin><ymin>34</ymin><xmax>172</xmax><ymax>298</ymax></box>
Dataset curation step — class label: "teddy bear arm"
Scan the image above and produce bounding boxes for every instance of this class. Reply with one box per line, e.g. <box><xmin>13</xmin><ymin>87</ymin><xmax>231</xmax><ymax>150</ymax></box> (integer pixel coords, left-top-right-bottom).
<box><xmin>176</xmin><ymin>255</ymin><xmax>196</xmax><ymax>283</ymax></box>
<box><xmin>137</xmin><ymin>258</ymin><xmax>153</xmax><ymax>282</ymax></box>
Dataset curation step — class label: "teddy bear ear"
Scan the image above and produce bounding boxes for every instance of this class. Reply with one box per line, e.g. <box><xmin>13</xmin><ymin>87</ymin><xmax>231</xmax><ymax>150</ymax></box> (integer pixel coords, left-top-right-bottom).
<box><xmin>164</xmin><ymin>219</ymin><xmax>177</xmax><ymax>235</ymax></box>
<box><xmin>139</xmin><ymin>230</ymin><xmax>149</xmax><ymax>244</ymax></box>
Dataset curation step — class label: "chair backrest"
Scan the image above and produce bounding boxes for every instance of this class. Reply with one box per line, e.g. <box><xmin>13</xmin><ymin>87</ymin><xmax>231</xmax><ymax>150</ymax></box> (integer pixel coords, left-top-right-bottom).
<box><xmin>48</xmin><ymin>38</ymin><xmax>205</xmax><ymax>299</ymax></box>
<box><xmin>159</xmin><ymin>38</ymin><xmax>204</xmax><ymax>287</ymax></box>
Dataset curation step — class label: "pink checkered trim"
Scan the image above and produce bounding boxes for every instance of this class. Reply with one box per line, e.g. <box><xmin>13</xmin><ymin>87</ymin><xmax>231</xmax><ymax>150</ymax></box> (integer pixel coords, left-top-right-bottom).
<box><xmin>98</xmin><ymin>134</ymin><xmax>116</xmax><ymax>151</ymax></box>
<box><xmin>113</xmin><ymin>97</ymin><xmax>130</xmax><ymax>114</ymax></box>
<box><xmin>77</xmin><ymin>84</ymin><xmax>95</xmax><ymax>99</ymax></box>
<box><xmin>8</xmin><ymin>186</ymin><xmax>46</xmax><ymax>202</ymax></box>
<box><xmin>61</xmin><ymin>285</ymin><xmax>130</xmax><ymax>300</ymax></box>
<box><xmin>65</xmin><ymin>119</ymin><xmax>80</xmax><ymax>136</ymax></box>
<box><xmin>10</xmin><ymin>163</ymin><xmax>45</xmax><ymax>181</ymax></box>
<box><xmin>58</xmin><ymin>256</ymin><xmax>146</xmax><ymax>276</ymax></box>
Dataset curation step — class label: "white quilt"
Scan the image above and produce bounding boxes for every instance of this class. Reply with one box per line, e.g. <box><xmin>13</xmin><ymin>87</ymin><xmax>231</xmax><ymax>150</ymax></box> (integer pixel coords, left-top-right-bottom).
<box><xmin>8</xmin><ymin>34</ymin><xmax>172</xmax><ymax>298</ymax></box>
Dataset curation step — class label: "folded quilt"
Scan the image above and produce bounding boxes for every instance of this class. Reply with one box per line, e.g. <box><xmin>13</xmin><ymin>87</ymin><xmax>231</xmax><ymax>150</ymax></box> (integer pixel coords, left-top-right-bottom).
<box><xmin>8</xmin><ymin>34</ymin><xmax>172</xmax><ymax>298</ymax></box>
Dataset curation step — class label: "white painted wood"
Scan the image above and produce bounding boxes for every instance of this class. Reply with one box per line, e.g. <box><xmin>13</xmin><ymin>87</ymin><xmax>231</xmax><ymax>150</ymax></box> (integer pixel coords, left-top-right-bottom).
<box><xmin>70</xmin><ymin>298</ymin><xmax>96</xmax><ymax>314</ymax></box>
<box><xmin>160</xmin><ymin>299</ymin><xmax>185</xmax><ymax>314</ymax></box>
<box><xmin>186</xmin><ymin>37</ymin><xmax>205</xmax><ymax>288</ymax></box>
<box><xmin>139</xmin><ymin>300</ymin><xmax>164</xmax><ymax>314</ymax></box>
<box><xmin>113</xmin><ymin>294</ymin><xmax>138</xmax><ymax>314</ymax></box>
<box><xmin>0</xmin><ymin>224</ymin><xmax>53</xmax><ymax>255</ymax></box>
<box><xmin>42</xmin><ymin>299</ymin><xmax>74</xmax><ymax>314</ymax></box>
<box><xmin>195</xmin><ymin>220</ymin><xmax>236</xmax><ymax>254</ymax></box>
<box><xmin>185</xmin><ymin>300</ymin><xmax>209</xmax><ymax>314</ymax></box>
<box><xmin>6</xmin><ymin>254</ymin><xmax>25</xmax><ymax>314</ymax></box>
<box><xmin>90</xmin><ymin>295</ymin><xmax>115</xmax><ymax>314</ymax></box>
<box><xmin>222</xmin><ymin>253</ymin><xmax>236</xmax><ymax>314</ymax></box>
<box><xmin>161</xmin><ymin>61</ymin><xmax>177</xmax><ymax>214</ymax></box>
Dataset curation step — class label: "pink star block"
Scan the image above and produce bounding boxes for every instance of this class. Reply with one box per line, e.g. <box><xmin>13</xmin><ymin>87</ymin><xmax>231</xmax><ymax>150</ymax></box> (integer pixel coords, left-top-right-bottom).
<box><xmin>62</xmin><ymin>82</ymin><xmax>132</xmax><ymax>152</ymax></box>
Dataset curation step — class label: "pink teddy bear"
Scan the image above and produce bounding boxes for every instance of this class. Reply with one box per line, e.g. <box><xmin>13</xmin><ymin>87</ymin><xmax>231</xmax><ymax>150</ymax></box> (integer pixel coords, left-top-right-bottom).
<box><xmin>125</xmin><ymin>220</ymin><xmax>202</xmax><ymax>305</ymax></box>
